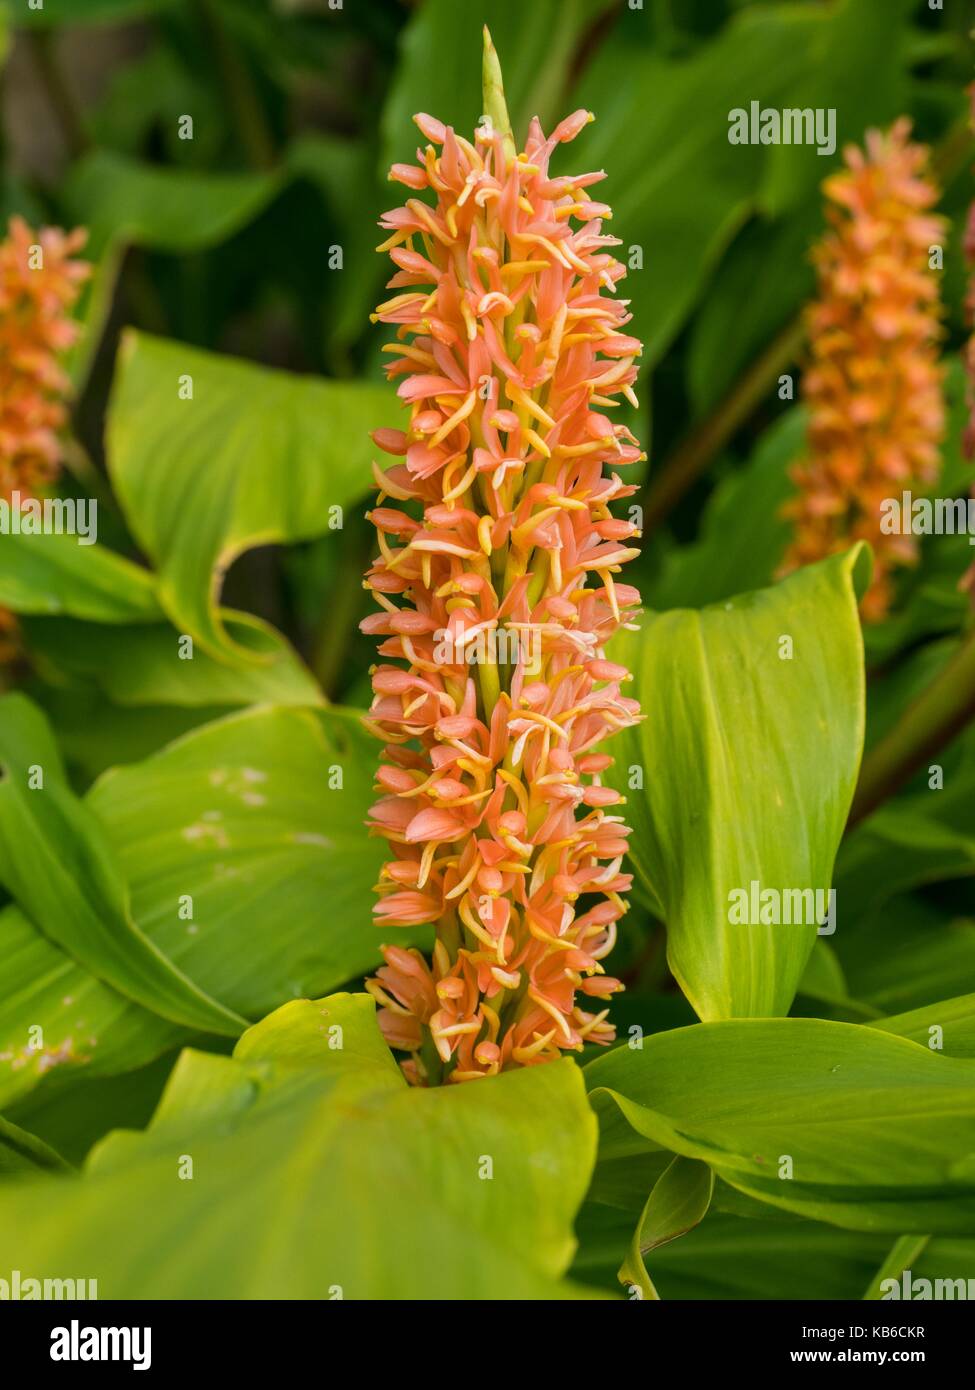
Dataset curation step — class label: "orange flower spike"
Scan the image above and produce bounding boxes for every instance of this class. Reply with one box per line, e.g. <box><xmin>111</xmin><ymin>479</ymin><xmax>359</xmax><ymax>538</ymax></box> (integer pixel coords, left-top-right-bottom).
<box><xmin>0</xmin><ymin>215</ymin><xmax>90</xmax><ymax>502</ymax></box>
<box><xmin>959</xmin><ymin>83</ymin><xmax>975</xmax><ymax>604</ymax></box>
<box><xmin>779</xmin><ymin>119</ymin><xmax>947</xmax><ymax>622</ymax></box>
<box><xmin>362</xmin><ymin>29</ymin><xmax>644</xmax><ymax>1084</ymax></box>
<box><xmin>963</xmin><ymin>83</ymin><xmax>975</xmax><ymax>461</ymax></box>
<box><xmin>0</xmin><ymin>216</ymin><xmax>89</xmax><ymax>668</ymax></box>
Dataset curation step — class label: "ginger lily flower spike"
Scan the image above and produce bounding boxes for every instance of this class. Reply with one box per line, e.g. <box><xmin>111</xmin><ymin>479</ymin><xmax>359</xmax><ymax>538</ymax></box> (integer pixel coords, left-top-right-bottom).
<box><xmin>0</xmin><ymin>215</ymin><xmax>89</xmax><ymax>669</ymax></box>
<box><xmin>778</xmin><ymin>119</ymin><xmax>946</xmax><ymax>622</ymax></box>
<box><xmin>0</xmin><ymin>215</ymin><xmax>89</xmax><ymax>502</ymax></box>
<box><xmin>362</xmin><ymin>29</ymin><xmax>645</xmax><ymax>1086</ymax></box>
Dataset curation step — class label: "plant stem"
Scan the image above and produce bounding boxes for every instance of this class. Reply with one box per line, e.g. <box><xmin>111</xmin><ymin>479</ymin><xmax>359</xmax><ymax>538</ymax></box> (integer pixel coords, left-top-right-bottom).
<box><xmin>848</xmin><ymin>626</ymin><xmax>975</xmax><ymax>828</ymax></box>
<box><xmin>643</xmin><ymin>314</ymin><xmax>805</xmax><ymax>533</ymax></box>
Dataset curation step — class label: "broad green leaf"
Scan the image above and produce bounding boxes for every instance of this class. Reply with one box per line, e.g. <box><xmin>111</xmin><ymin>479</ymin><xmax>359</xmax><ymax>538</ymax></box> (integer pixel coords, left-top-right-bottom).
<box><xmin>0</xmin><ymin>694</ymin><xmax>245</xmax><ymax>1037</ymax></box>
<box><xmin>0</xmin><ymin>901</ymin><xmax>183</xmax><ymax>1112</ymax></box>
<box><xmin>106</xmin><ymin>330</ymin><xmax>393</xmax><ymax>658</ymax></box>
<box><xmin>233</xmin><ymin>995</ymin><xmax>404</xmax><ymax>1088</ymax></box>
<box><xmin>875</xmin><ymin>993</ymin><xmax>975</xmax><ymax>1060</ymax></box>
<box><xmin>0</xmin><ymin>1114</ymin><xmax>69</xmax><ymax>1174</ymax></box>
<box><xmin>608</xmin><ymin>547</ymin><xmax>868</xmax><ymax>1020</ymax></box>
<box><xmin>62</xmin><ymin>155</ymin><xmax>282</xmax><ymax>386</ymax></box>
<box><xmin>619</xmin><ymin>1155</ymin><xmax>713</xmax><ymax>1299</ymax></box>
<box><xmin>585</xmin><ymin>1017</ymin><xmax>975</xmax><ymax>1234</ymax></box>
<box><xmin>87</xmin><ymin>705</ymin><xmax>392</xmax><ymax>1020</ymax></box>
<box><xmin>574</xmin><ymin>1205</ymin><xmax>891</xmax><ymax>1300</ymax></box>
<box><xmin>0</xmin><ymin>705</ymin><xmax>393</xmax><ymax>1111</ymax></box>
<box><xmin>578</xmin><ymin>1203</ymin><xmax>973</xmax><ymax>1300</ymax></box>
<box><xmin>87</xmin><ymin>1050</ymin><xmax>259</xmax><ymax>1175</ymax></box>
<box><xmin>23</xmin><ymin>611</ymin><xmax>322</xmax><ymax>709</ymax></box>
<box><xmin>63</xmin><ymin>151</ymin><xmax>282</xmax><ymax>259</ymax></box>
<box><xmin>33</xmin><ymin>689</ymin><xmax>228</xmax><ymax>785</ymax></box>
<box><xmin>382</xmin><ymin>0</ymin><xmax>616</xmax><ymax>170</ymax></box>
<box><xmin>0</xmin><ymin>996</ymin><xmax>602</xmax><ymax>1299</ymax></box>
<box><xmin>0</xmin><ymin>532</ymin><xmax>161</xmax><ymax>623</ymax></box>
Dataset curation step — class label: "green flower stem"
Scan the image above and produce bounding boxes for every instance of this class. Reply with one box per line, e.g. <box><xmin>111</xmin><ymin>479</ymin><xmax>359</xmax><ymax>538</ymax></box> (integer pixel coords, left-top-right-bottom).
<box><xmin>848</xmin><ymin>625</ymin><xmax>975</xmax><ymax>828</ymax></box>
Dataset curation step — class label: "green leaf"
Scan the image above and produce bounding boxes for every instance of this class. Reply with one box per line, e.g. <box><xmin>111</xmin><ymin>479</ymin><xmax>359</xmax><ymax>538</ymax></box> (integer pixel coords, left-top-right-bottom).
<box><xmin>0</xmin><ymin>995</ymin><xmax>602</xmax><ymax>1299</ymax></box>
<box><xmin>586</xmin><ymin>1016</ymin><xmax>975</xmax><ymax>1234</ymax></box>
<box><xmin>0</xmin><ymin>1114</ymin><xmax>69</xmax><ymax>1174</ymax></box>
<box><xmin>0</xmin><ymin>532</ymin><xmax>161</xmax><ymax>623</ymax></box>
<box><xmin>0</xmin><ymin>901</ymin><xmax>183</xmax><ymax>1112</ymax></box>
<box><xmin>106</xmin><ymin>330</ymin><xmax>393</xmax><ymax>658</ymax></box>
<box><xmin>61</xmin><ymin>155</ymin><xmax>283</xmax><ymax>387</ymax></box>
<box><xmin>23</xmin><ymin>610</ymin><xmax>322</xmax><ymax>709</ymax></box>
<box><xmin>63</xmin><ymin>151</ymin><xmax>282</xmax><ymax>259</ymax></box>
<box><xmin>875</xmin><ymin>993</ymin><xmax>975</xmax><ymax>1060</ymax></box>
<box><xmin>608</xmin><ymin>547</ymin><xmax>868</xmax><ymax>1019</ymax></box>
<box><xmin>575</xmin><ymin>1205</ymin><xmax>891</xmax><ymax>1299</ymax></box>
<box><xmin>233</xmin><ymin>995</ymin><xmax>404</xmax><ymax>1088</ymax></box>
<box><xmin>618</xmin><ymin>1155</ymin><xmax>714</xmax><ymax>1299</ymax></box>
<box><xmin>32</xmin><ymin>689</ymin><xmax>227</xmax><ymax>786</ymax></box>
<box><xmin>0</xmin><ymin>703</ymin><xmax>393</xmax><ymax>1111</ymax></box>
<box><xmin>0</xmin><ymin>694</ymin><xmax>245</xmax><ymax>1037</ymax></box>
<box><xmin>87</xmin><ymin>705</ymin><xmax>392</xmax><ymax>1019</ymax></box>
